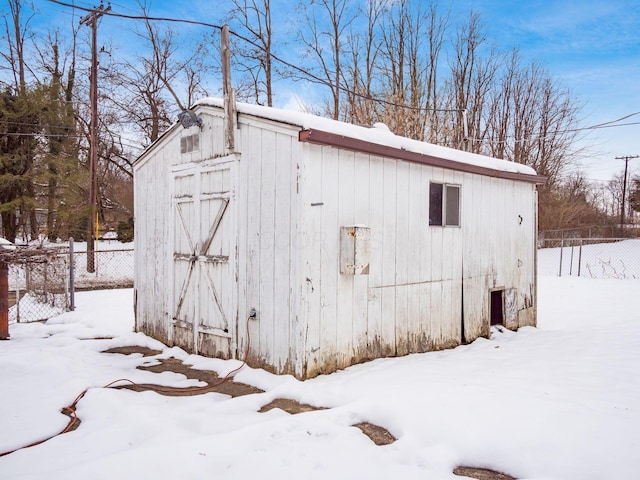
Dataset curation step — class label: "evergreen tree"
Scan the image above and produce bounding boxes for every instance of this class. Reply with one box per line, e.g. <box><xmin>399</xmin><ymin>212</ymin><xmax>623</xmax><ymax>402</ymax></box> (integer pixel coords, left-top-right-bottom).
<box><xmin>630</xmin><ymin>177</ymin><xmax>640</xmax><ymax>213</ymax></box>
<box><xmin>0</xmin><ymin>87</ymin><xmax>44</xmax><ymax>242</ymax></box>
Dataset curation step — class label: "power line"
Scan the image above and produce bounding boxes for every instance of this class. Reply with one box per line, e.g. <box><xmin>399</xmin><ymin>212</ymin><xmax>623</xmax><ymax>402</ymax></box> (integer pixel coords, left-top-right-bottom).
<box><xmin>4</xmin><ymin>115</ymin><xmax>639</xmax><ymax>137</ymax></box>
<box><xmin>38</xmin><ymin>0</ymin><xmax>640</xmax><ymax>146</ymax></box>
<box><xmin>0</xmin><ymin>131</ymin><xmax>142</xmax><ymax>148</ymax></box>
<box><xmin>1</xmin><ymin>120</ymin><xmax>76</xmax><ymax>128</ymax></box>
<box><xmin>589</xmin><ymin>112</ymin><xmax>640</xmax><ymax>129</ymax></box>
<box><xmin>474</xmin><ymin>119</ymin><xmax>640</xmax><ymax>144</ymax></box>
<box><xmin>43</xmin><ymin>0</ymin><xmax>640</xmax><ymax>128</ymax></box>
<box><xmin>45</xmin><ymin>0</ymin><xmax>461</xmax><ymax>113</ymax></box>
<box><xmin>1</xmin><ymin>132</ymin><xmax>82</xmax><ymax>138</ymax></box>
<box><xmin>48</xmin><ymin>0</ymin><xmax>223</xmax><ymax>29</ymax></box>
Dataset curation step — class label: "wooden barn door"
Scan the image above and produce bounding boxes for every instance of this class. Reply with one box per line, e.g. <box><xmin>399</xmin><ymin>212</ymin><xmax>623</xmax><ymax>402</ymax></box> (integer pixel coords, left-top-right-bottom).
<box><xmin>172</xmin><ymin>160</ymin><xmax>237</xmax><ymax>358</ymax></box>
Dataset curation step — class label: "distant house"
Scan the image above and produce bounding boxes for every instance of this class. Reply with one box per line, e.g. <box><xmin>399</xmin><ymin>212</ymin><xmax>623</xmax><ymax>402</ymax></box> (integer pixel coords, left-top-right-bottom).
<box><xmin>134</xmin><ymin>99</ymin><xmax>545</xmax><ymax>379</ymax></box>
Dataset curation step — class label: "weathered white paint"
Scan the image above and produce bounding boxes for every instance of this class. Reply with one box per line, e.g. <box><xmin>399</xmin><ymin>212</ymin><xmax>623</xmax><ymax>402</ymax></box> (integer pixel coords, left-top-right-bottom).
<box><xmin>135</xmin><ymin>101</ymin><xmax>540</xmax><ymax>379</ymax></box>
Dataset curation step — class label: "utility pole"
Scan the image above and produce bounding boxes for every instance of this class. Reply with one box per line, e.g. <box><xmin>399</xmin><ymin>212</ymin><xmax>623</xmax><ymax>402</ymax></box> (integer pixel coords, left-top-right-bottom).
<box><xmin>80</xmin><ymin>3</ymin><xmax>110</xmax><ymax>273</ymax></box>
<box><xmin>461</xmin><ymin>109</ymin><xmax>470</xmax><ymax>152</ymax></box>
<box><xmin>615</xmin><ymin>155</ymin><xmax>639</xmax><ymax>235</ymax></box>
<box><xmin>221</xmin><ymin>25</ymin><xmax>236</xmax><ymax>153</ymax></box>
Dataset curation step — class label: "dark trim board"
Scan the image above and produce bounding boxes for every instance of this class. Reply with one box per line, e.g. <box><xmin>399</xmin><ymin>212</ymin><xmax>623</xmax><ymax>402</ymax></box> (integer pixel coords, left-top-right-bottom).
<box><xmin>299</xmin><ymin>128</ymin><xmax>547</xmax><ymax>185</ymax></box>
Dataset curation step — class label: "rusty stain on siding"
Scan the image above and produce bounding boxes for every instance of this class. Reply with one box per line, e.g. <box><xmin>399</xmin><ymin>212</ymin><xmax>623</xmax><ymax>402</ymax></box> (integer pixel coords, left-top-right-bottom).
<box><xmin>172</xmin><ymin>324</ymin><xmax>195</xmax><ymax>353</ymax></box>
<box><xmin>197</xmin><ymin>333</ymin><xmax>232</xmax><ymax>359</ymax></box>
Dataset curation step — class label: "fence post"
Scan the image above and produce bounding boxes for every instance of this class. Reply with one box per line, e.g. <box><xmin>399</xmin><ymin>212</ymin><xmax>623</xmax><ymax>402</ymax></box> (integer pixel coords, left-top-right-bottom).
<box><xmin>569</xmin><ymin>245</ymin><xmax>574</xmax><ymax>276</ymax></box>
<box><xmin>69</xmin><ymin>238</ymin><xmax>75</xmax><ymax>311</ymax></box>
<box><xmin>559</xmin><ymin>238</ymin><xmax>564</xmax><ymax>277</ymax></box>
<box><xmin>1</xmin><ymin>262</ymin><xmax>9</xmax><ymax>340</ymax></box>
<box><xmin>578</xmin><ymin>239</ymin><xmax>583</xmax><ymax>277</ymax></box>
<box><xmin>15</xmin><ymin>267</ymin><xmax>20</xmax><ymax>323</ymax></box>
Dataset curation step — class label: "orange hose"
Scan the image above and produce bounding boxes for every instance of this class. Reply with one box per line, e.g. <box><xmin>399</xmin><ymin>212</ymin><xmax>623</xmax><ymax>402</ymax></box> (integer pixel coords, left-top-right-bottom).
<box><xmin>0</xmin><ymin>316</ymin><xmax>253</xmax><ymax>457</ymax></box>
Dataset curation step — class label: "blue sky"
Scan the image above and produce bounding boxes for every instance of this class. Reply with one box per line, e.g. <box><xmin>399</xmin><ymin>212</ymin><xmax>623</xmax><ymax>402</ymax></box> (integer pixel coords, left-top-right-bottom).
<box><xmin>16</xmin><ymin>0</ymin><xmax>640</xmax><ymax>181</ymax></box>
<box><xmin>453</xmin><ymin>0</ymin><xmax>640</xmax><ymax>181</ymax></box>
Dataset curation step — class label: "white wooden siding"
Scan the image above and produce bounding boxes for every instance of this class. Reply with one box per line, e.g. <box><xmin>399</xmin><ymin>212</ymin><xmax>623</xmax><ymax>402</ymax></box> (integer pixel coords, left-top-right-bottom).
<box><xmin>134</xmin><ymin>129</ymin><xmax>180</xmax><ymax>344</ymax></box>
<box><xmin>135</xmin><ymin>104</ymin><xmax>538</xmax><ymax>380</ymax></box>
<box><xmin>298</xmin><ymin>142</ymin><xmax>534</xmax><ymax>376</ymax></box>
<box><xmin>234</xmin><ymin>121</ymin><xmax>302</xmax><ymax>375</ymax></box>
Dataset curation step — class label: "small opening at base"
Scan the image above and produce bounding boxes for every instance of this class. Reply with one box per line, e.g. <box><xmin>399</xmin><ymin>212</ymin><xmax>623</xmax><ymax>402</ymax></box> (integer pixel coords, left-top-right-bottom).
<box><xmin>490</xmin><ymin>290</ymin><xmax>504</xmax><ymax>326</ymax></box>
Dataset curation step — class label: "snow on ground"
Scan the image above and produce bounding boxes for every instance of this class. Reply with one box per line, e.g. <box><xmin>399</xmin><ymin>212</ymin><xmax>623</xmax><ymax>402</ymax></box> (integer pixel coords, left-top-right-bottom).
<box><xmin>538</xmin><ymin>238</ymin><xmax>640</xmax><ymax>279</ymax></box>
<box><xmin>1</xmin><ymin>277</ymin><xmax>639</xmax><ymax>479</ymax></box>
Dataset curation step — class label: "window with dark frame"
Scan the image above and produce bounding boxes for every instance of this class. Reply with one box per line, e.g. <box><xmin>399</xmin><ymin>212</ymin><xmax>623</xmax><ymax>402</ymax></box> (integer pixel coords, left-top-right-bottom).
<box><xmin>429</xmin><ymin>182</ymin><xmax>460</xmax><ymax>227</ymax></box>
<box><xmin>429</xmin><ymin>182</ymin><xmax>443</xmax><ymax>226</ymax></box>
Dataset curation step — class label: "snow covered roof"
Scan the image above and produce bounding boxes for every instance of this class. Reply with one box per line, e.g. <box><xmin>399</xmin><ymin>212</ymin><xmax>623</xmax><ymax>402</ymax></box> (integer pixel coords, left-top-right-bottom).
<box><xmin>0</xmin><ymin>237</ymin><xmax>16</xmax><ymax>251</ymax></box>
<box><xmin>195</xmin><ymin>97</ymin><xmax>544</xmax><ymax>184</ymax></box>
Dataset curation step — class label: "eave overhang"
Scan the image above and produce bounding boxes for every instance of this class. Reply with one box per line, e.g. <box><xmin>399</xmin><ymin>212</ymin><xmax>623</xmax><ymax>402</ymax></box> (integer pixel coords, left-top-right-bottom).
<box><xmin>299</xmin><ymin>128</ymin><xmax>547</xmax><ymax>185</ymax></box>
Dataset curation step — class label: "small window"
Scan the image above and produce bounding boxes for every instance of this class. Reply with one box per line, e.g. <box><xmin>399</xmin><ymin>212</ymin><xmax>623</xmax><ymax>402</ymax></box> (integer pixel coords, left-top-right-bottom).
<box><xmin>429</xmin><ymin>183</ymin><xmax>443</xmax><ymax>226</ymax></box>
<box><xmin>180</xmin><ymin>133</ymin><xmax>200</xmax><ymax>154</ymax></box>
<box><xmin>429</xmin><ymin>182</ymin><xmax>460</xmax><ymax>227</ymax></box>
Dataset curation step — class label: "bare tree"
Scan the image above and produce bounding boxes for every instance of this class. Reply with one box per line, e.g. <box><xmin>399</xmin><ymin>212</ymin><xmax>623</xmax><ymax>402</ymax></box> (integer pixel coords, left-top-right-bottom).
<box><xmin>1</xmin><ymin>0</ymin><xmax>31</xmax><ymax>94</ymax></box>
<box><xmin>228</xmin><ymin>0</ymin><xmax>274</xmax><ymax>106</ymax></box>
<box><xmin>538</xmin><ymin>172</ymin><xmax>609</xmax><ymax>232</ymax></box>
<box><xmin>442</xmin><ymin>10</ymin><xmax>503</xmax><ymax>151</ymax></box>
<box><xmin>378</xmin><ymin>0</ymin><xmax>422</xmax><ymax>137</ymax></box>
<box><xmin>341</xmin><ymin>0</ymin><xmax>386</xmax><ymax>126</ymax></box>
<box><xmin>484</xmin><ymin>49</ymin><xmax>518</xmax><ymax>159</ymax></box>
<box><xmin>630</xmin><ymin>175</ymin><xmax>640</xmax><ymax>214</ymax></box>
<box><xmin>606</xmin><ymin>174</ymin><xmax>625</xmax><ymax>221</ymax></box>
<box><xmin>294</xmin><ymin>0</ymin><xmax>357</xmax><ymax>120</ymax></box>
<box><xmin>107</xmin><ymin>2</ymin><xmax>217</xmax><ymax>146</ymax></box>
<box><xmin>423</xmin><ymin>1</ymin><xmax>450</xmax><ymax>144</ymax></box>
<box><xmin>372</xmin><ymin>1</ymin><xmax>450</xmax><ymax>140</ymax></box>
<box><xmin>493</xmin><ymin>59</ymin><xmax>583</xmax><ymax>193</ymax></box>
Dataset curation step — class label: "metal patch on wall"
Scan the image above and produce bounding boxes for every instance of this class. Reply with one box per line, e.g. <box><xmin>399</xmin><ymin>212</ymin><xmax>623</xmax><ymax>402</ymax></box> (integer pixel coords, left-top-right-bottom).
<box><xmin>504</xmin><ymin>288</ymin><xmax>518</xmax><ymax>328</ymax></box>
<box><xmin>340</xmin><ymin>226</ymin><xmax>370</xmax><ymax>275</ymax></box>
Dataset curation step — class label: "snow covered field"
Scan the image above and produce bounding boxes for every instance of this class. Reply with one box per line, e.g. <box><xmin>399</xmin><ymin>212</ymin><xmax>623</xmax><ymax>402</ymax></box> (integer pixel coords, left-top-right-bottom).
<box><xmin>1</xmin><ymin>275</ymin><xmax>639</xmax><ymax>479</ymax></box>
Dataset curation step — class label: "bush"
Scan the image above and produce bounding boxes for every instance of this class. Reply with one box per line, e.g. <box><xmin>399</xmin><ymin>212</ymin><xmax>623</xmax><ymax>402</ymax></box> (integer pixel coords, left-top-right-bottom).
<box><xmin>117</xmin><ymin>217</ymin><xmax>134</xmax><ymax>243</ymax></box>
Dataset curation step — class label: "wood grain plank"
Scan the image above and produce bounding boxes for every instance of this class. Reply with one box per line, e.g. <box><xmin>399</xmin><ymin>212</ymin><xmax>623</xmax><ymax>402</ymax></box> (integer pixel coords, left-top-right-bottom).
<box><xmin>395</xmin><ymin>161</ymin><xmax>410</xmax><ymax>356</ymax></box>
<box><xmin>336</xmin><ymin>149</ymin><xmax>355</xmax><ymax>368</ymax></box>
<box><xmin>352</xmin><ymin>152</ymin><xmax>370</xmax><ymax>363</ymax></box>
<box><xmin>380</xmin><ymin>158</ymin><xmax>397</xmax><ymax>356</ymax></box>
<box><xmin>319</xmin><ymin>146</ymin><xmax>340</xmax><ymax>372</ymax></box>
<box><xmin>273</xmin><ymin>131</ymin><xmax>293</xmax><ymax>371</ymax></box>
<box><xmin>259</xmin><ymin>129</ymin><xmax>277</xmax><ymax>363</ymax></box>
<box><xmin>366</xmin><ymin>155</ymin><xmax>384</xmax><ymax>358</ymax></box>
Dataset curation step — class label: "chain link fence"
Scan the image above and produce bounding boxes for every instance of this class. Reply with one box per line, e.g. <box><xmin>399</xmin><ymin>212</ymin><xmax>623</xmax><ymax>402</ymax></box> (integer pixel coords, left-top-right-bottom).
<box><xmin>6</xmin><ymin>243</ymin><xmax>134</xmax><ymax>324</ymax></box>
<box><xmin>5</xmin><ymin>235</ymin><xmax>636</xmax><ymax>324</ymax></box>
<box><xmin>539</xmin><ymin>226</ymin><xmax>640</xmax><ymax>240</ymax></box>
<box><xmin>7</xmin><ymin>247</ymin><xmax>70</xmax><ymax>323</ymax></box>
<box><xmin>538</xmin><ymin>238</ymin><xmax>640</xmax><ymax>279</ymax></box>
<box><xmin>71</xmin><ymin>248</ymin><xmax>134</xmax><ymax>290</ymax></box>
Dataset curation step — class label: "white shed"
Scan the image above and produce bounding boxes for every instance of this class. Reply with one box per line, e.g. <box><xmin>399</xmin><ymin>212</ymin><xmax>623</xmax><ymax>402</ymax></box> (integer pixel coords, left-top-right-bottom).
<box><xmin>134</xmin><ymin>98</ymin><xmax>545</xmax><ymax>379</ymax></box>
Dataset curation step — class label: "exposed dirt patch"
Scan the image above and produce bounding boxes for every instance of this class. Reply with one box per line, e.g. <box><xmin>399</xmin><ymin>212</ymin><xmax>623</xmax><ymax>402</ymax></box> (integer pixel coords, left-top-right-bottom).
<box><xmin>102</xmin><ymin>346</ymin><xmax>162</xmax><ymax>356</ymax></box>
<box><xmin>127</xmin><ymin>357</ymin><xmax>263</xmax><ymax>397</ymax></box>
<box><xmin>3</xmin><ymin>344</ymin><xmax>507</xmax><ymax>474</ymax></box>
<box><xmin>100</xmin><ymin>346</ymin><xmax>514</xmax><ymax>479</ymax></box>
<box><xmin>101</xmin><ymin>345</ymin><xmax>262</xmax><ymax>397</ymax></box>
<box><xmin>259</xmin><ymin>398</ymin><xmax>324</xmax><ymax>414</ymax></box>
<box><xmin>352</xmin><ymin>422</ymin><xmax>396</xmax><ymax>446</ymax></box>
<box><xmin>453</xmin><ymin>466</ymin><xmax>516</xmax><ymax>480</ymax></box>
<box><xmin>259</xmin><ymin>402</ymin><xmax>397</xmax><ymax>447</ymax></box>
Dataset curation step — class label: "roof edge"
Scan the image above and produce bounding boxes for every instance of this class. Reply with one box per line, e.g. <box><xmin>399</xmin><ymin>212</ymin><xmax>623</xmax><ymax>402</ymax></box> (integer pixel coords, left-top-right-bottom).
<box><xmin>298</xmin><ymin>128</ymin><xmax>547</xmax><ymax>185</ymax></box>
